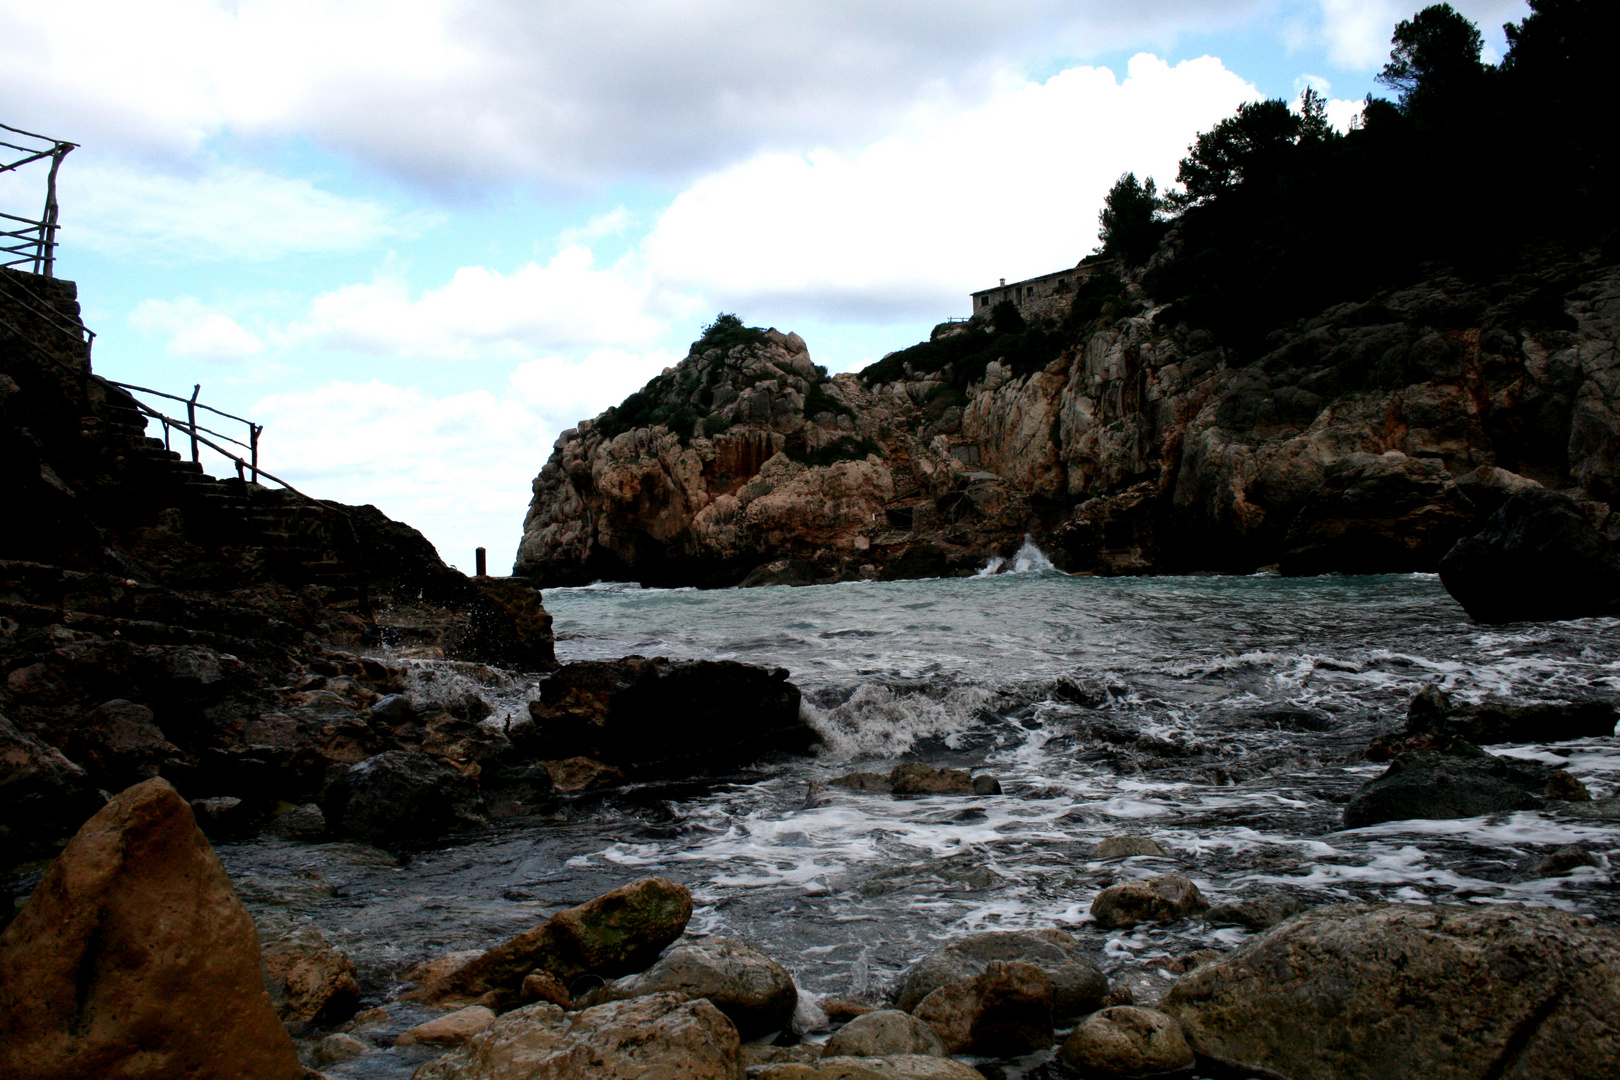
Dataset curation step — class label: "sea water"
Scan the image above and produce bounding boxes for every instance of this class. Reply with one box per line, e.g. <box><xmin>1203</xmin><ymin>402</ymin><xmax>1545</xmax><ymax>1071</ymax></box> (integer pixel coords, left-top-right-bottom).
<box><xmin>221</xmin><ymin>566</ymin><xmax>1620</xmax><ymax>1075</ymax></box>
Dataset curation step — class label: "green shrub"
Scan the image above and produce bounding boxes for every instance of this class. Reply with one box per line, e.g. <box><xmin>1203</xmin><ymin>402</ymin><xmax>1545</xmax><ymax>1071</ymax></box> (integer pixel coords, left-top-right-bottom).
<box><xmin>693</xmin><ymin>312</ymin><xmax>768</xmax><ymax>354</ymax></box>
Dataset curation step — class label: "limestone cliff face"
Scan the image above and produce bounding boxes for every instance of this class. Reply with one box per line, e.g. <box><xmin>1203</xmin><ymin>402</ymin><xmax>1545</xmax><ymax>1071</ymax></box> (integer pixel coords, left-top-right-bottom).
<box><xmin>516</xmin><ymin>256</ymin><xmax>1620</xmax><ymax>586</ymax></box>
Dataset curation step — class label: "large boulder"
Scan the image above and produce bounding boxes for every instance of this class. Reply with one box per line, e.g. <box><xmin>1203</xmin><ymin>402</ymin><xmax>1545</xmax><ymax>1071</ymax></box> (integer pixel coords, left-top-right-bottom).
<box><xmin>325</xmin><ymin>750</ymin><xmax>487</xmax><ymax>843</ymax></box>
<box><xmin>1396</xmin><ymin>684</ymin><xmax>1618</xmax><ymax>745</ymax></box>
<box><xmin>896</xmin><ymin>928</ymin><xmax>1107</xmax><ymax>1019</ymax></box>
<box><xmin>1344</xmin><ymin>742</ymin><xmax>1555</xmax><ymax>828</ymax></box>
<box><xmin>409</xmin><ymin>877</ymin><xmax>693</xmax><ymax>1005</ymax></box>
<box><xmin>65</xmin><ymin>699</ymin><xmax>182</xmax><ymax>788</ymax></box>
<box><xmin>516</xmin><ymin>656</ymin><xmax>814</xmax><ymax>776</ymax></box>
<box><xmin>1059</xmin><ymin>1006</ymin><xmax>1194</xmax><ymax>1079</ymax></box>
<box><xmin>1162</xmin><ymin>902</ymin><xmax>1620</xmax><ymax>1080</ymax></box>
<box><xmin>1090</xmin><ymin>874</ymin><xmax>1209</xmax><ymax>929</ymax></box>
<box><xmin>596</xmin><ymin>936</ymin><xmax>796</xmax><ymax>1039</ymax></box>
<box><xmin>411</xmin><ymin>993</ymin><xmax>742</xmax><ymax>1080</ymax></box>
<box><xmin>1439</xmin><ymin>487</ymin><xmax>1620</xmax><ymax>623</ymax></box>
<box><xmin>910</xmin><ymin>959</ymin><xmax>1054</xmax><ymax>1056</ymax></box>
<box><xmin>0</xmin><ymin>778</ymin><xmax>301</xmax><ymax>1080</ymax></box>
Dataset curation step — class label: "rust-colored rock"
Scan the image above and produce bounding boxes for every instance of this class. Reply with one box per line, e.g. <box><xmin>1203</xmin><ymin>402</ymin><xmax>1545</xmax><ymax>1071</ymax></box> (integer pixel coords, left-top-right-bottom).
<box><xmin>0</xmin><ymin>777</ymin><xmax>301</xmax><ymax>1080</ymax></box>
<box><xmin>262</xmin><ymin>926</ymin><xmax>362</xmax><ymax>1028</ymax></box>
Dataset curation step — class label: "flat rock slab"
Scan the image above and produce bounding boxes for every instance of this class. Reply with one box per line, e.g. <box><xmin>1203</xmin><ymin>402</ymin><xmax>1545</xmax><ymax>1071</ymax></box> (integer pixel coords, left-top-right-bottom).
<box><xmin>1162</xmin><ymin>902</ymin><xmax>1620</xmax><ymax>1080</ymax></box>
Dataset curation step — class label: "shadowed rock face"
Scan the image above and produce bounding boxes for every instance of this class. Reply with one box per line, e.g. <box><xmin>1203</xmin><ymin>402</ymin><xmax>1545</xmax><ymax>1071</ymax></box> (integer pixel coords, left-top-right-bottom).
<box><xmin>0</xmin><ymin>778</ymin><xmax>301</xmax><ymax>1080</ymax></box>
<box><xmin>1161</xmin><ymin>902</ymin><xmax>1620</xmax><ymax>1080</ymax></box>
<box><xmin>516</xmin><ymin>259</ymin><xmax>1620</xmax><ymax>588</ymax></box>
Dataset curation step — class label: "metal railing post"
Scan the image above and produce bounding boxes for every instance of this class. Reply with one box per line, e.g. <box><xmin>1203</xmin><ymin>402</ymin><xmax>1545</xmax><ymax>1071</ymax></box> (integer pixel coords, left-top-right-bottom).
<box><xmin>250</xmin><ymin>423</ymin><xmax>261</xmax><ymax>483</ymax></box>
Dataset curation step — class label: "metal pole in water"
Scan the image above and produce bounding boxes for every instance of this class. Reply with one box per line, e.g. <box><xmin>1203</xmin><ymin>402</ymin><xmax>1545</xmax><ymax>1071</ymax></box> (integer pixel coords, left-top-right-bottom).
<box><xmin>475</xmin><ymin>547</ymin><xmax>487</xmax><ymax>577</ymax></box>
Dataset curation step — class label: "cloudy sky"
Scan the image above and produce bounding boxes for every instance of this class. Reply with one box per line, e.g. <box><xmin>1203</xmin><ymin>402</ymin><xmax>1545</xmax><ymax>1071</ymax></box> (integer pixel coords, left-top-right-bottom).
<box><xmin>0</xmin><ymin>0</ymin><xmax>1527</xmax><ymax>574</ymax></box>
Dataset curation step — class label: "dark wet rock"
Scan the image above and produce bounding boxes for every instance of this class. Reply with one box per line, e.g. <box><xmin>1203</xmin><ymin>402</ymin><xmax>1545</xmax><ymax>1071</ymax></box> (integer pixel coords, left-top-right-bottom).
<box><xmin>261</xmin><ymin>925</ymin><xmax>362</xmax><ymax>1029</ymax></box>
<box><xmin>743</xmin><ymin>557</ymin><xmax>824</xmax><ymax>588</ymax></box>
<box><xmin>0</xmin><ymin>712</ymin><xmax>99</xmax><ymax>862</ymax></box>
<box><xmin>1546</xmin><ymin>770</ymin><xmax>1593</xmax><ymax>801</ymax></box>
<box><xmin>1517</xmin><ymin>844</ymin><xmax>1600</xmax><ymax>880</ymax></box>
<box><xmin>597</xmin><ymin>936</ymin><xmax>797</xmax><ymax>1039</ymax></box>
<box><xmin>1162</xmin><ymin>902</ymin><xmax>1620</xmax><ymax>1080</ymax></box>
<box><xmin>891</xmin><ymin>762</ymin><xmax>972</xmax><ymax>795</ymax></box>
<box><xmin>517</xmin><ymin>656</ymin><xmax>811</xmax><ymax>777</ymax></box>
<box><xmin>1202</xmin><ymin>892</ymin><xmax>1309</xmax><ymax>931</ymax></box>
<box><xmin>370</xmin><ymin>693</ymin><xmax>416</xmax><ymax>723</ymax></box>
<box><xmin>1095</xmin><ymin>836</ymin><xmax>1169</xmax><ymax>859</ymax></box>
<box><xmin>407</xmin><ymin>877</ymin><xmax>693</xmax><ymax>1006</ymax></box>
<box><xmin>263</xmin><ymin>801</ymin><xmax>327</xmax><ymax>839</ymax></box>
<box><xmin>1162</xmin><ymin>949</ymin><xmax>1225</xmax><ymax>975</ymax></box>
<box><xmin>1440</xmin><ymin>487</ymin><xmax>1620</xmax><ymax>623</ymax></box>
<box><xmin>412</xmin><ymin>993</ymin><xmax>741</xmax><ymax>1080</ymax></box>
<box><xmin>911</xmin><ymin>959</ymin><xmax>1054</xmax><ymax>1056</ymax></box>
<box><xmin>0</xmin><ymin>778</ymin><xmax>300</xmax><ymax>1080</ymax></box>
<box><xmin>450</xmin><ymin>576</ymin><xmax>557</xmax><ymax>672</ymax></box>
<box><xmin>1344</xmin><ymin>741</ymin><xmax>1552</xmax><ymax>828</ymax></box>
<box><xmin>1249</xmin><ymin>706</ymin><xmax>1336</xmax><ymax>732</ymax></box>
<box><xmin>971</xmin><ymin>774</ymin><xmax>1002</xmax><ymax>795</ymax></box>
<box><xmin>1395</xmin><ymin>684</ymin><xmax>1619</xmax><ymax>745</ymax></box>
<box><xmin>1059</xmin><ymin>1006</ymin><xmax>1193</xmax><ymax>1079</ymax></box>
<box><xmin>823</xmin><ymin>1009</ymin><xmax>947</xmax><ymax>1058</ymax></box>
<box><xmin>1091</xmin><ymin>875</ymin><xmax>1209</xmax><ymax>929</ymax></box>
<box><xmin>66</xmin><ymin>698</ymin><xmax>182</xmax><ymax>787</ymax></box>
<box><xmin>478</xmin><ymin>759</ymin><xmax>557</xmax><ymax>819</ymax></box>
<box><xmin>896</xmin><ymin>928</ymin><xmax>1107</xmax><ymax>1019</ymax></box>
<box><xmin>324</xmin><ymin>750</ymin><xmax>486</xmax><ymax>844</ymax></box>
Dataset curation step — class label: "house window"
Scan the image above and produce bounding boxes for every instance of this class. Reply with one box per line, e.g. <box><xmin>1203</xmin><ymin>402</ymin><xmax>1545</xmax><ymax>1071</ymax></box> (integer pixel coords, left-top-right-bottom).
<box><xmin>1027</xmin><ymin>286</ymin><xmax>1035</xmax><ymax>296</ymax></box>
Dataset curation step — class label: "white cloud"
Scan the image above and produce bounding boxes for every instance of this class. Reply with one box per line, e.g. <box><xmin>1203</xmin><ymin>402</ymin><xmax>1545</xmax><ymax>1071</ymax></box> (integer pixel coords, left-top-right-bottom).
<box><xmin>1</xmin><ymin>0</ymin><xmax>1268</xmax><ymax>188</ymax></box>
<box><xmin>509</xmin><ymin>348</ymin><xmax>678</xmax><ymax>429</ymax></box>
<box><xmin>129</xmin><ymin>296</ymin><xmax>264</xmax><ymax>363</ymax></box>
<box><xmin>288</xmin><ymin>247</ymin><xmax>675</xmax><ymax>359</ymax></box>
<box><xmin>60</xmin><ymin>159</ymin><xmax>434</xmax><ymax>262</ymax></box>
<box><xmin>642</xmin><ymin>54</ymin><xmax>1260</xmax><ymax>321</ymax></box>
<box><xmin>1318</xmin><ymin>0</ymin><xmax>1528</xmax><ymax>71</ymax></box>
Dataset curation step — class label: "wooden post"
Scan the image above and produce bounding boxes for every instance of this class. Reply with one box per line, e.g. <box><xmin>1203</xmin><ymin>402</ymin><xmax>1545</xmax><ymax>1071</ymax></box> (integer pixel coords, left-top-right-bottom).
<box><xmin>187</xmin><ymin>384</ymin><xmax>200</xmax><ymax>463</ymax></box>
<box><xmin>40</xmin><ymin>148</ymin><xmax>66</xmax><ymax>279</ymax></box>
<box><xmin>250</xmin><ymin>423</ymin><xmax>261</xmax><ymax>483</ymax></box>
<box><xmin>475</xmin><ymin>547</ymin><xmax>487</xmax><ymax>577</ymax></box>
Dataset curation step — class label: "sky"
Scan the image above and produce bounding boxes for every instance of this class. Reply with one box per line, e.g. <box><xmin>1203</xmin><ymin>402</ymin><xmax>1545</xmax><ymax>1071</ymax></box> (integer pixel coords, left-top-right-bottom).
<box><xmin>0</xmin><ymin>0</ymin><xmax>1528</xmax><ymax>575</ymax></box>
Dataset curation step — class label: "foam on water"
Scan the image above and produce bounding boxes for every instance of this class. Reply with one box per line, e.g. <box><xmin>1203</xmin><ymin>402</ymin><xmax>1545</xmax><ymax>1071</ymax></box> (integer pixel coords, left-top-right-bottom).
<box><xmin>218</xmin><ymin>572</ymin><xmax>1619</xmax><ymax>1078</ymax></box>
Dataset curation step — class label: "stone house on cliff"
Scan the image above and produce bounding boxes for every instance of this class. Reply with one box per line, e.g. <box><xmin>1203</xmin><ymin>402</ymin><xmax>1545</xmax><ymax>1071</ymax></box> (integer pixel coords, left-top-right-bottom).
<box><xmin>970</xmin><ymin>261</ymin><xmax>1105</xmax><ymax>324</ymax></box>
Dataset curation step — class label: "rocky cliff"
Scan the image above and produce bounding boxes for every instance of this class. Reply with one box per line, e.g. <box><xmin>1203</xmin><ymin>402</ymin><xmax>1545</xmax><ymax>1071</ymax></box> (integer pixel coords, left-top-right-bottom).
<box><xmin>515</xmin><ymin>253</ymin><xmax>1620</xmax><ymax>587</ymax></box>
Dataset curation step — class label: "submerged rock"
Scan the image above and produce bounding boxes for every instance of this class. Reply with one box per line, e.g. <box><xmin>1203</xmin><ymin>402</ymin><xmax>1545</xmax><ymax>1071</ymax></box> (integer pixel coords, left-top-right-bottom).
<box><xmin>1161</xmin><ymin>902</ymin><xmax>1620</xmax><ymax>1080</ymax></box>
<box><xmin>896</xmin><ymin>928</ymin><xmax>1107</xmax><ymax>1019</ymax></box>
<box><xmin>1094</xmin><ymin>835</ymin><xmax>1169</xmax><ymax>859</ymax></box>
<box><xmin>0</xmin><ymin>778</ymin><xmax>300</xmax><ymax>1080</ymax></box>
<box><xmin>1059</xmin><ymin>1006</ymin><xmax>1194</xmax><ymax>1079</ymax></box>
<box><xmin>412</xmin><ymin>993</ymin><xmax>741</xmax><ymax>1080</ymax></box>
<box><xmin>1090</xmin><ymin>875</ymin><xmax>1209</xmax><ymax>929</ymax></box>
<box><xmin>407</xmin><ymin>877</ymin><xmax>693</xmax><ymax>1006</ymax></box>
<box><xmin>596</xmin><ymin>936</ymin><xmax>797</xmax><ymax>1039</ymax></box>
<box><xmin>1202</xmin><ymin>891</ymin><xmax>1309</xmax><ymax>931</ymax></box>
<box><xmin>325</xmin><ymin>750</ymin><xmax>487</xmax><ymax>843</ymax></box>
<box><xmin>1393</xmin><ymin>684</ymin><xmax>1619</xmax><ymax>745</ymax></box>
<box><xmin>517</xmin><ymin>656</ymin><xmax>812</xmax><ymax>777</ymax></box>
<box><xmin>891</xmin><ymin>762</ymin><xmax>972</xmax><ymax>795</ymax></box>
<box><xmin>1440</xmin><ymin>487</ymin><xmax>1620</xmax><ymax>623</ymax></box>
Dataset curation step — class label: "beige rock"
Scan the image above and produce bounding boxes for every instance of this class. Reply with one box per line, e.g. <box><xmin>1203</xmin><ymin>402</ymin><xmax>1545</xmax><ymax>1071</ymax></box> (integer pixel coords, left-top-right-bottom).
<box><xmin>409</xmin><ymin>993</ymin><xmax>741</xmax><ymax>1080</ymax></box>
<box><xmin>397</xmin><ymin>1006</ymin><xmax>496</xmax><ymax>1047</ymax></box>
<box><xmin>262</xmin><ymin>926</ymin><xmax>362</xmax><ymax>1028</ymax></box>
<box><xmin>911</xmin><ymin>959</ymin><xmax>1053</xmax><ymax>1055</ymax></box>
<box><xmin>313</xmin><ymin>1032</ymin><xmax>369</xmax><ymax>1065</ymax></box>
<box><xmin>0</xmin><ymin>778</ymin><xmax>301</xmax><ymax>1080</ymax></box>
<box><xmin>823</xmin><ymin>1009</ymin><xmax>947</xmax><ymax>1058</ymax></box>
<box><xmin>1091</xmin><ymin>874</ymin><xmax>1208</xmax><ymax>929</ymax></box>
<box><xmin>596</xmin><ymin>936</ymin><xmax>797</xmax><ymax>1039</ymax></box>
<box><xmin>1162</xmin><ymin>902</ymin><xmax>1620</xmax><ymax>1080</ymax></box>
<box><xmin>896</xmin><ymin>928</ymin><xmax>1106</xmax><ymax>1019</ymax></box>
<box><xmin>541</xmin><ymin>756</ymin><xmax>626</xmax><ymax>793</ymax></box>
<box><xmin>742</xmin><ymin>1043</ymin><xmax>823</xmax><ymax>1069</ymax></box>
<box><xmin>519</xmin><ymin>969</ymin><xmax>572</xmax><ymax>1008</ymax></box>
<box><xmin>760</xmin><ymin>1056</ymin><xmax>984</xmax><ymax>1080</ymax></box>
<box><xmin>405</xmin><ymin>950</ymin><xmax>484</xmax><ymax>987</ymax></box>
<box><xmin>1094</xmin><ymin>835</ymin><xmax>1169</xmax><ymax>859</ymax></box>
<box><xmin>1060</xmin><ymin>1006</ymin><xmax>1193</xmax><ymax>1078</ymax></box>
